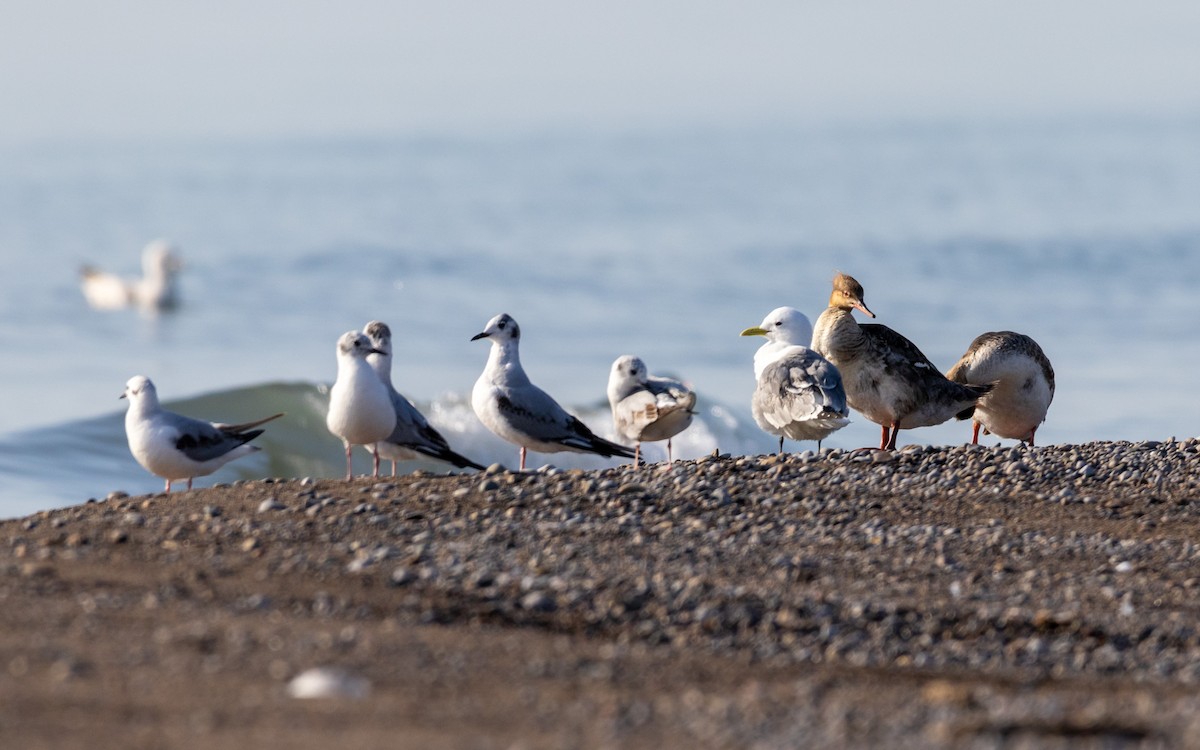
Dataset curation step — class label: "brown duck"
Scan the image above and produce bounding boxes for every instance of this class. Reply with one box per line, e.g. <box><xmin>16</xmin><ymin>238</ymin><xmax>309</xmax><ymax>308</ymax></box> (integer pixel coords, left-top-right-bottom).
<box><xmin>811</xmin><ymin>272</ymin><xmax>991</xmax><ymax>450</ymax></box>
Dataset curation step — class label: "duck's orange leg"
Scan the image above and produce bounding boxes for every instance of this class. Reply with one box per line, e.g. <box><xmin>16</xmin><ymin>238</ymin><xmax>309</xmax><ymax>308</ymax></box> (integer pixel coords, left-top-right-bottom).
<box><xmin>971</xmin><ymin>421</ymin><xmax>981</xmax><ymax>445</ymax></box>
<box><xmin>885</xmin><ymin>423</ymin><xmax>900</xmax><ymax>451</ymax></box>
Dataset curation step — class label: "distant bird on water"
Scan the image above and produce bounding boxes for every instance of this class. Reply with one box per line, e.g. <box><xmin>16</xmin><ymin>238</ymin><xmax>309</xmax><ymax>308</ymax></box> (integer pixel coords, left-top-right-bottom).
<box><xmin>326</xmin><ymin>331</ymin><xmax>397</xmax><ymax>480</ymax></box>
<box><xmin>606</xmin><ymin>355</ymin><xmax>696</xmax><ymax>465</ymax></box>
<box><xmin>362</xmin><ymin>320</ymin><xmax>485</xmax><ymax>474</ymax></box>
<box><xmin>811</xmin><ymin>272</ymin><xmax>991</xmax><ymax>450</ymax></box>
<box><xmin>121</xmin><ymin>375</ymin><xmax>282</xmax><ymax>492</ymax></box>
<box><xmin>81</xmin><ymin>239</ymin><xmax>183</xmax><ymax>314</ymax></box>
<box><xmin>741</xmin><ymin>306</ymin><xmax>849</xmax><ymax>453</ymax></box>
<box><xmin>947</xmin><ymin>331</ymin><xmax>1055</xmax><ymax>446</ymax></box>
<box><xmin>470</xmin><ymin>313</ymin><xmax>635</xmax><ymax>471</ymax></box>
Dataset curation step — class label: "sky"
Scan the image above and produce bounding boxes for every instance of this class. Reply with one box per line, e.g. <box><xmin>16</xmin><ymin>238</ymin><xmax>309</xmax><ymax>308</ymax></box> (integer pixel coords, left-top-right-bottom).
<box><xmin>2</xmin><ymin>1</ymin><xmax>1199</xmax><ymax>141</ymax></box>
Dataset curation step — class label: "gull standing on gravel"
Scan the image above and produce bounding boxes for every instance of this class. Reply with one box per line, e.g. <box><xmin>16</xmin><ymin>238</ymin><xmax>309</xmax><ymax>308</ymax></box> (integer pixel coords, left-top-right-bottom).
<box><xmin>741</xmin><ymin>306</ymin><xmax>849</xmax><ymax>453</ymax></box>
<box><xmin>607</xmin><ymin>355</ymin><xmax>696</xmax><ymax>465</ymax></box>
<box><xmin>362</xmin><ymin>320</ymin><xmax>485</xmax><ymax>474</ymax></box>
<box><xmin>471</xmin><ymin>313</ymin><xmax>635</xmax><ymax>471</ymax></box>
<box><xmin>326</xmin><ymin>331</ymin><xmax>397</xmax><ymax>480</ymax></box>
<box><xmin>121</xmin><ymin>375</ymin><xmax>283</xmax><ymax>492</ymax></box>
<box><xmin>947</xmin><ymin>331</ymin><xmax>1055</xmax><ymax>446</ymax></box>
<box><xmin>81</xmin><ymin>239</ymin><xmax>183</xmax><ymax>314</ymax></box>
<box><xmin>811</xmin><ymin>273</ymin><xmax>991</xmax><ymax>450</ymax></box>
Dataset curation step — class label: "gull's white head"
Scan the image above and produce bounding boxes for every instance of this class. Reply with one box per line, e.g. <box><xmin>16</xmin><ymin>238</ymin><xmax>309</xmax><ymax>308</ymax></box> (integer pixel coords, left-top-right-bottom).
<box><xmin>120</xmin><ymin>375</ymin><xmax>157</xmax><ymax>403</ymax></box>
<box><xmin>609</xmin><ymin>355</ymin><xmax>648</xmax><ymax>385</ymax></box>
<box><xmin>337</xmin><ymin>330</ymin><xmax>384</xmax><ymax>360</ymax></box>
<box><xmin>740</xmin><ymin>306</ymin><xmax>814</xmax><ymax>347</ymax></box>
<box><xmin>607</xmin><ymin>354</ymin><xmax>649</xmax><ymax>403</ymax></box>
<box><xmin>363</xmin><ymin>320</ymin><xmax>393</xmax><ymax>355</ymax></box>
<box><xmin>471</xmin><ymin>313</ymin><xmax>520</xmax><ymax>345</ymax></box>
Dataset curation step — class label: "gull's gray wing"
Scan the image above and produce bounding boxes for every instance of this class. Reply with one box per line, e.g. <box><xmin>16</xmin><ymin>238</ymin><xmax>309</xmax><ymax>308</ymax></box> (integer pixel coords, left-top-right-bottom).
<box><xmin>753</xmin><ymin>348</ymin><xmax>848</xmax><ymax>431</ymax></box>
<box><xmin>384</xmin><ymin>389</ymin><xmax>485</xmax><ymax>470</ymax></box>
<box><xmin>498</xmin><ymin>383</ymin><xmax>634</xmax><ymax>458</ymax></box>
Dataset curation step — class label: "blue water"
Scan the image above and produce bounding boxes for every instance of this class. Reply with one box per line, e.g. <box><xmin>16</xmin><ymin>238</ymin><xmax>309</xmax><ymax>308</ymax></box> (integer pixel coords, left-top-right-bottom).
<box><xmin>2</xmin><ymin>119</ymin><xmax>1198</xmax><ymax>517</ymax></box>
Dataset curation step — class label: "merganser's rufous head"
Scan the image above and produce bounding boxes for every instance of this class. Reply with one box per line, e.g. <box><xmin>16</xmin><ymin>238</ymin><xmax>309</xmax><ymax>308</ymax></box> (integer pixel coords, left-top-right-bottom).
<box><xmin>829</xmin><ymin>273</ymin><xmax>875</xmax><ymax>318</ymax></box>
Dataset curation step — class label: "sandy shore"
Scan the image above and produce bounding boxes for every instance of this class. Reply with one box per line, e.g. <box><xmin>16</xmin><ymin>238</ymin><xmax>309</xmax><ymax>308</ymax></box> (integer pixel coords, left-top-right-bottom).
<box><xmin>3</xmin><ymin>439</ymin><xmax>1200</xmax><ymax>748</ymax></box>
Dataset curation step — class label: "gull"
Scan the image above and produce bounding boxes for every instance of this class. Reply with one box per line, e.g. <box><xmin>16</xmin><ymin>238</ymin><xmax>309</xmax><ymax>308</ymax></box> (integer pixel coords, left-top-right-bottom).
<box><xmin>740</xmin><ymin>306</ymin><xmax>849</xmax><ymax>453</ymax></box>
<box><xmin>326</xmin><ymin>331</ymin><xmax>397</xmax><ymax>480</ymax></box>
<box><xmin>606</xmin><ymin>355</ymin><xmax>695</xmax><ymax>465</ymax></box>
<box><xmin>470</xmin><ymin>313</ymin><xmax>635</xmax><ymax>471</ymax></box>
<box><xmin>121</xmin><ymin>375</ymin><xmax>282</xmax><ymax>492</ymax></box>
<box><xmin>81</xmin><ymin>239</ymin><xmax>183</xmax><ymax>313</ymax></box>
<box><xmin>947</xmin><ymin>331</ymin><xmax>1055</xmax><ymax>445</ymax></box>
<box><xmin>362</xmin><ymin>320</ymin><xmax>485</xmax><ymax>474</ymax></box>
<box><xmin>811</xmin><ymin>273</ymin><xmax>991</xmax><ymax>450</ymax></box>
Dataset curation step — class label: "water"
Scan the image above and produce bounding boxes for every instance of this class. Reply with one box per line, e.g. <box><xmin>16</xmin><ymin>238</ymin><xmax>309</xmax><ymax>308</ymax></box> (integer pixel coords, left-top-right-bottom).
<box><xmin>2</xmin><ymin>118</ymin><xmax>1198</xmax><ymax>517</ymax></box>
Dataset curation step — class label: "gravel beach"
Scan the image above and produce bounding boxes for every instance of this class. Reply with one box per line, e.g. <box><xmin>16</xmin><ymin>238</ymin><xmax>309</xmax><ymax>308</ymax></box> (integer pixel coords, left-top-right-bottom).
<box><xmin>3</xmin><ymin>439</ymin><xmax>1200</xmax><ymax>748</ymax></box>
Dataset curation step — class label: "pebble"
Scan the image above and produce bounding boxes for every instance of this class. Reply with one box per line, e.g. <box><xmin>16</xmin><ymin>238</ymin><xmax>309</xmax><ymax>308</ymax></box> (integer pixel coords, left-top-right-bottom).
<box><xmin>286</xmin><ymin>667</ymin><xmax>370</xmax><ymax>700</ymax></box>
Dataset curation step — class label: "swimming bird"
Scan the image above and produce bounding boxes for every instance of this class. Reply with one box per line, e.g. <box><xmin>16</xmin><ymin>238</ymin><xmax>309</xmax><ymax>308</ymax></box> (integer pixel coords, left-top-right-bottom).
<box><xmin>470</xmin><ymin>313</ymin><xmax>635</xmax><ymax>471</ymax></box>
<box><xmin>326</xmin><ymin>331</ymin><xmax>397</xmax><ymax>480</ymax></box>
<box><xmin>121</xmin><ymin>375</ymin><xmax>282</xmax><ymax>492</ymax></box>
<box><xmin>741</xmin><ymin>306</ymin><xmax>850</xmax><ymax>453</ymax></box>
<box><xmin>606</xmin><ymin>355</ymin><xmax>696</xmax><ymax>465</ymax></box>
<box><xmin>947</xmin><ymin>331</ymin><xmax>1055</xmax><ymax>445</ymax></box>
<box><xmin>362</xmin><ymin>320</ymin><xmax>486</xmax><ymax>474</ymax></box>
<box><xmin>811</xmin><ymin>273</ymin><xmax>991</xmax><ymax>450</ymax></box>
<box><xmin>81</xmin><ymin>239</ymin><xmax>183</xmax><ymax>313</ymax></box>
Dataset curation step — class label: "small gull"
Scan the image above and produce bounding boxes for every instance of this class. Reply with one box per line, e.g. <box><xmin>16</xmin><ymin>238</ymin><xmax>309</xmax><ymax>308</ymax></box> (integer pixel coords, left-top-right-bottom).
<box><xmin>121</xmin><ymin>375</ymin><xmax>282</xmax><ymax>492</ymax></box>
<box><xmin>326</xmin><ymin>331</ymin><xmax>397</xmax><ymax>479</ymax></box>
<box><xmin>81</xmin><ymin>239</ymin><xmax>183</xmax><ymax>313</ymax></box>
<box><xmin>811</xmin><ymin>272</ymin><xmax>991</xmax><ymax>450</ymax></box>
<box><xmin>741</xmin><ymin>306</ymin><xmax>849</xmax><ymax>453</ymax></box>
<box><xmin>470</xmin><ymin>313</ymin><xmax>635</xmax><ymax>471</ymax></box>
<box><xmin>606</xmin><ymin>355</ymin><xmax>696</xmax><ymax>465</ymax></box>
<box><xmin>362</xmin><ymin>320</ymin><xmax>485</xmax><ymax>474</ymax></box>
<box><xmin>947</xmin><ymin>331</ymin><xmax>1055</xmax><ymax>445</ymax></box>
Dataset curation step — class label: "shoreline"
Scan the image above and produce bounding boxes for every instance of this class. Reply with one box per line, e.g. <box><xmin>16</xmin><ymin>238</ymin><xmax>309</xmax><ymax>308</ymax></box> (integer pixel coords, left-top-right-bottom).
<box><xmin>3</xmin><ymin>439</ymin><xmax>1199</xmax><ymax>747</ymax></box>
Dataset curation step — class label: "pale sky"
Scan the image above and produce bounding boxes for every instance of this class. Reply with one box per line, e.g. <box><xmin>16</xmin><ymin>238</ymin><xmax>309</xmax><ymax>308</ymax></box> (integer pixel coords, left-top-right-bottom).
<box><xmin>2</xmin><ymin>0</ymin><xmax>1199</xmax><ymax>141</ymax></box>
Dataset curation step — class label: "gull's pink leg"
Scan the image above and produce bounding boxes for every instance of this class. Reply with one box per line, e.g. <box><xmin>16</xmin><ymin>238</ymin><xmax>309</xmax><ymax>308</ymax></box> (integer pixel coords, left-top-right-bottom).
<box><xmin>187</xmin><ymin>478</ymin><xmax>193</xmax><ymax>490</ymax></box>
<box><xmin>372</xmin><ymin>450</ymin><xmax>381</xmax><ymax>478</ymax></box>
<box><xmin>391</xmin><ymin>460</ymin><xmax>398</xmax><ymax>478</ymax></box>
<box><xmin>164</xmin><ymin>479</ymin><xmax>171</xmax><ymax>493</ymax></box>
<box><xmin>519</xmin><ymin>447</ymin><xmax>527</xmax><ymax>471</ymax></box>
<box><xmin>344</xmin><ymin>443</ymin><xmax>353</xmax><ymax>481</ymax></box>
<box><xmin>634</xmin><ymin>442</ymin><xmax>641</xmax><ymax>467</ymax></box>
<box><xmin>971</xmin><ymin>421</ymin><xmax>981</xmax><ymax>445</ymax></box>
<box><xmin>878</xmin><ymin>424</ymin><xmax>889</xmax><ymax>450</ymax></box>
<box><xmin>666</xmin><ymin>439</ymin><xmax>673</xmax><ymax>464</ymax></box>
<box><xmin>885</xmin><ymin>423</ymin><xmax>900</xmax><ymax>451</ymax></box>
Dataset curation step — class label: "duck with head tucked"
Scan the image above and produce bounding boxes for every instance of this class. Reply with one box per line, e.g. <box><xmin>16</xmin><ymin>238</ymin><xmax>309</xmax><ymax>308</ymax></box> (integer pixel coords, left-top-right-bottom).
<box><xmin>947</xmin><ymin>331</ymin><xmax>1054</xmax><ymax>446</ymax></box>
<box><xmin>811</xmin><ymin>272</ymin><xmax>991</xmax><ymax>450</ymax></box>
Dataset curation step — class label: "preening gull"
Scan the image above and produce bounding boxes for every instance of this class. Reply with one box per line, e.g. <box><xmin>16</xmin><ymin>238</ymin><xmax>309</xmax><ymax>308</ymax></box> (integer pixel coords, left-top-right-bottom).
<box><xmin>606</xmin><ymin>355</ymin><xmax>695</xmax><ymax>465</ymax></box>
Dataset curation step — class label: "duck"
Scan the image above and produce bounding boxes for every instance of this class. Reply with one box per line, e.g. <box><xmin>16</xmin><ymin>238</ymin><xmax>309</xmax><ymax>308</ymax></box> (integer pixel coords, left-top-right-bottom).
<box><xmin>947</xmin><ymin>331</ymin><xmax>1055</xmax><ymax>445</ymax></box>
<box><xmin>607</xmin><ymin>355</ymin><xmax>696</xmax><ymax>465</ymax></box>
<box><xmin>471</xmin><ymin>313</ymin><xmax>635</xmax><ymax>471</ymax></box>
<box><xmin>811</xmin><ymin>273</ymin><xmax>990</xmax><ymax>450</ymax></box>
<box><xmin>80</xmin><ymin>239</ymin><xmax>183</xmax><ymax>313</ymax></box>
<box><xmin>740</xmin><ymin>306</ymin><xmax>849</xmax><ymax>453</ymax></box>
